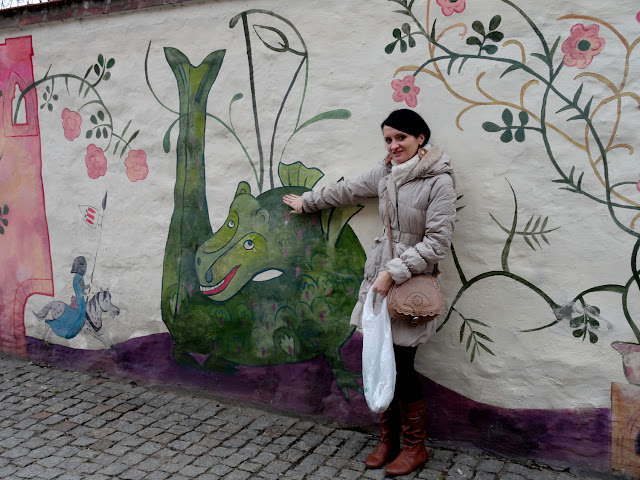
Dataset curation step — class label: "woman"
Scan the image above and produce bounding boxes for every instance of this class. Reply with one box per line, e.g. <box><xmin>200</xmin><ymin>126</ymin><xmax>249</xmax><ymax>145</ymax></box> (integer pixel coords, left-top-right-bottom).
<box><xmin>283</xmin><ymin>108</ymin><xmax>456</xmax><ymax>475</ymax></box>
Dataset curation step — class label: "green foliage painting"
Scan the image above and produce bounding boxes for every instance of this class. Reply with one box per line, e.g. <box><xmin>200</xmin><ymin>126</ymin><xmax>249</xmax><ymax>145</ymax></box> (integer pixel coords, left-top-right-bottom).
<box><xmin>385</xmin><ymin>0</ymin><xmax>640</xmax><ymax>367</ymax></box>
<box><xmin>152</xmin><ymin>10</ymin><xmax>364</xmax><ymax>397</ymax></box>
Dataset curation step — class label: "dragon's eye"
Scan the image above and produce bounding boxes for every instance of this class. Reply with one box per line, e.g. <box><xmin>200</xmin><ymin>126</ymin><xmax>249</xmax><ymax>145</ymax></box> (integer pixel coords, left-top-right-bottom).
<box><xmin>228</xmin><ymin>220</ymin><xmax>235</xmax><ymax>228</ymax></box>
<box><xmin>243</xmin><ymin>239</ymin><xmax>255</xmax><ymax>250</ymax></box>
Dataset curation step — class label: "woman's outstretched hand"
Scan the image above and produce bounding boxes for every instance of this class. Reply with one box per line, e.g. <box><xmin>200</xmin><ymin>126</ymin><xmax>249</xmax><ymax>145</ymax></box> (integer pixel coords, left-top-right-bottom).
<box><xmin>372</xmin><ymin>271</ymin><xmax>394</xmax><ymax>297</ymax></box>
<box><xmin>283</xmin><ymin>194</ymin><xmax>304</xmax><ymax>214</ymax></box>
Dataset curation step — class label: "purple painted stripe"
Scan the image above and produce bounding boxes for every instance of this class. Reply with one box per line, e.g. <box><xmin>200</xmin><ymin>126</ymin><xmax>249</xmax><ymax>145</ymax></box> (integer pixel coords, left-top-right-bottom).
<box><xmin>26</xmin><ymin>332</ymin><xmax>610</xmax><ymax>471</ymax></box>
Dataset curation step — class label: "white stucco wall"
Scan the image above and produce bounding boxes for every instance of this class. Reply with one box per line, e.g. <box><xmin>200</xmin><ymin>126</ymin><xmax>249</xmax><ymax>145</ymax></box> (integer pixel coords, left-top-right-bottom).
<box><xmin>11</xmin><ymin>0</ymin><xmax>639</xmax><ymax>412</ymax></box>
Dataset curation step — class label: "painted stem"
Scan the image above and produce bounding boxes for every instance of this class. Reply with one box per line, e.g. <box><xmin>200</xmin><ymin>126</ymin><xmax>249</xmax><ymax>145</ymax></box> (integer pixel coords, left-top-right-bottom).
<box><xmin>437</xmin><ymin>270</ymin><xmax>560</xmax><ymax>332</ymax></box>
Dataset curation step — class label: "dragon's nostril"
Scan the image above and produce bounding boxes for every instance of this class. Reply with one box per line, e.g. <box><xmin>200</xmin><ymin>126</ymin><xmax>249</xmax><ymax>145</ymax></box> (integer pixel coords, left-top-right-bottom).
<box><xmin>205</xmin><ymin>268</ymin><xmax>213</xmax><ymax>283</ymax></box>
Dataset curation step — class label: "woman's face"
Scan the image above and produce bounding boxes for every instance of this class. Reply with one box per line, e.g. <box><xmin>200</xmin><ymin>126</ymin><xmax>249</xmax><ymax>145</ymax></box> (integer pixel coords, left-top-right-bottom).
<box><xmin>382</xmin><ymin>125</ymin><xmax>425</xmax><ymax>165</ymax></box>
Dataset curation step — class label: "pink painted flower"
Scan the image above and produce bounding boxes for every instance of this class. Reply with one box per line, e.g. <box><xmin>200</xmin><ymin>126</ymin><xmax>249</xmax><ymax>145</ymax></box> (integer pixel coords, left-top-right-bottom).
<box><xmin>124</xmin><ymin>149</ymin><xmax>149</xmax><ymax>182</ymax></box>
<box><xmin>391</xmin><ymin>75</ymin><xmax>420</xmax><ymax>108</ymax></box>
<box><xmin>436</xmin><ymin>0</ymin><xmax>466</xmax><ymax>16</ymax></box>
<box><xmin>637</xmin><ymin>12</ymin><xmax>640</xmax><ymax>23</ymax></box>
<box><xmin>637</xmin><ymin>174</ymin><xmax>640</xmax><ymax>192</ymax></box>
<box><xmin>561</xmin><ymin>24</ymin><xmax>605</xmax><ymax>69</ymax></box>
<box><xmin>85</xmin><ymin>144</ymin><xmax>107</xmax><ymax>179</ymax></box>
<box><xmin>61</xmin><ymin>108</ymin><xmax>82</xmax><ymax>141</ymax></box>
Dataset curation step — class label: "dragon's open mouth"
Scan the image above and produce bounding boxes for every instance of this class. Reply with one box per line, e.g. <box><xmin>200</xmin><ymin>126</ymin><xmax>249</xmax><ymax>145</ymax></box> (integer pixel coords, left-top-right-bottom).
<box><xmin>200</xmin><ymin>265</ymin><xmax>240</xmax><ymax>296</ymax></box>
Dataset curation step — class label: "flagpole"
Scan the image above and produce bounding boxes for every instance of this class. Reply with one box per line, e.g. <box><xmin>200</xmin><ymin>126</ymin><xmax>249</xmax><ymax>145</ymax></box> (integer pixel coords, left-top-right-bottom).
<box><xmin>89</xmin><ymin>191</ymin><xmax>107</xmax><ymax>287</ymax></box>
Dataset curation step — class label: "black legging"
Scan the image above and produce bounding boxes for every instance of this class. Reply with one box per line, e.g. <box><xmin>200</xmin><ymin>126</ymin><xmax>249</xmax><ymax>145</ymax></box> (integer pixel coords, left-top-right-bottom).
<box><xmin>393</xmin><ymin>345</ymin><xmax>423</xmax><ymax>404</ymax></box>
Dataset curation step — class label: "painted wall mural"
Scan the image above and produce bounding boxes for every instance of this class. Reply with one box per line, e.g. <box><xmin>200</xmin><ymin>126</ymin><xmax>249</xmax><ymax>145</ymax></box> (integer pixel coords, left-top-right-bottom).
<box><xmin>0</xmin><ymin>0</ymin><xmax>637</xmax><ymax>475</ymax></box>
<box><xmin>150</xmin><ymin>13</ymin><xmax>363</xmax><ymax>397</ymax></box>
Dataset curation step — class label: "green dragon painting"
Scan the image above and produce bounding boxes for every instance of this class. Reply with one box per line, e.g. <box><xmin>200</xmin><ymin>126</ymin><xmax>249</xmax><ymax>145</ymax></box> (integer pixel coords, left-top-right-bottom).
<box><xmin>153</xmin><ymin>10</ymin><xmax>364</xmax><ymax>397</ymax></box>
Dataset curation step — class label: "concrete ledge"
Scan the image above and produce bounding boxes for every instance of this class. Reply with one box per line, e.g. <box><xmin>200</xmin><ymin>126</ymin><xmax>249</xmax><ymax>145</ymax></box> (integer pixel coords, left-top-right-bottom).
<box><xmin>0</xmin><ymin>0</ymin><xmax>204</xmax><ymax>29</ymax></box>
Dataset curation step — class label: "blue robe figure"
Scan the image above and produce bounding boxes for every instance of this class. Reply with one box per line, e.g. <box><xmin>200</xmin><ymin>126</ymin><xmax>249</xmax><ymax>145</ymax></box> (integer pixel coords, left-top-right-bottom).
<box><xmin>45</xmin><ymin>256</ymin><xmax>89</xmax><ymax>339</ymax></box>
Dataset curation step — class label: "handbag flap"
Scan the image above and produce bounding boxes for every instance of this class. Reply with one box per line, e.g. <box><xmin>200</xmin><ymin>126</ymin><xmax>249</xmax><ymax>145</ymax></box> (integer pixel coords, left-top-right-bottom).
<box><xmin>388</xmin><ymin>274</ymin><xmax>444</xmax><ymax>317</ymax></box>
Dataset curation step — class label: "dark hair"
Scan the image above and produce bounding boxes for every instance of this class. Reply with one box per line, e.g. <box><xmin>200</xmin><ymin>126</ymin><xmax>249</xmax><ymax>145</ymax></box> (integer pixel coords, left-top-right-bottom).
<box><xmin>381</xmin><ymin>109</ymin><xmax>431</xmax><ymax>147</ymax></box>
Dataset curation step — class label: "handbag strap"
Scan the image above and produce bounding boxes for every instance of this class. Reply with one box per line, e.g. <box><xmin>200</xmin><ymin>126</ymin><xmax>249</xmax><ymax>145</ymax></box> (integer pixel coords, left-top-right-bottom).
<box><xmin>385</xmin><ymin>194</ymin><xmax>395</xmax><ymax>260</ymax></box>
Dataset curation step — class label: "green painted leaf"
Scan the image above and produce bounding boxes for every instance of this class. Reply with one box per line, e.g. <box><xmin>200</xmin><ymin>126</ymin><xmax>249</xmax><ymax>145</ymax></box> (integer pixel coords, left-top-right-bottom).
<box><xmin>573</xmin><ymin>329</ymin><xmax>584</xmax><ymax>338</ymax></box>
<box><xmin>86</xmin><ymin>130</ymin><xmax>92</xmax><ymax>139</ymax></box>
<box><xmin>230</xmin><ymin>93</ymin><xmax>243</xmax><ymax>104</ymax></box>
<box><xmin>470</xmin><ymin>344</ymin><xmax>477</xmax><ymax>362</ymax></box>
<box><xmin>475</xmin><ymin>332</ymin><xmax>493</xmax><ymax>342</ymax></box>
<box><xmin>459</xmin><ymin>323</ymin><xmax>465</xmax><ymax>343</ymax></box>
<box><xmin>486</xmin><ymin>31</ymin><xmax>504</xmax><ymax>42</ymax></box>
<box><xmin>501</xmin><ymin>64</ymin><xmax>522</xmax><ymax>77</ymax></box>
<box><xmin>573</xmin><ymin>84</ymin><xmax>583</xmax><ymax>104</ymax></box>
<box><xmin>52</xmin><ymin>94</ymin><xmax>58</xmax><ymax>101</ymax></box>
<box><xmin>519</xmin><ymin>111</ymin><xmax>529</xmax><ymax>126</ymax></box>
<box><xmin>400</xmin><ymin>39</ymin><xmax>408</xmax><ymax>53</ymax></box>
<box><xmin>254</xmin><ymin>24</ymin><xmax>290</xmax><ymax>53</ymax></box>
<box><xmin>556</xmin><ymin>104</ymin><xmax>573</xmax><ymax>114</ymax></box>
<box><xmin>43</xmin><ymin>93</ymin><xmax>48</xmax><ymax>100</ymax></box>
<box><xmin>466</xmin><ymin>36</ymin><xmax>482</xmax><ymax>46</ymax></box>
<box><xmin>482</xmin><ymin>122</ymin><xmax>501</xmax><ymax>132</ymax></box>
<box><xmin>106</xmin><ymin>58</ymin><xmax>115</xmax><ymax>69</ymax></box>
<box><xmin>589</xmin><ymin>331</ymin><xmax>598</xmax><ymax>343</ymax></box>
<box><xmin>1</xmin><ymin>218</ymin><xmax>6</xmax><ymax>227</ymax></box>
<box><xmin>472</xmin><ymin>20</ymin><xmax>485</xmax><ymax>36</ymax></box>
<box><xmin>584</xmin><ymin>96</ymin><xmax>594</xmax><ymax>118</ymax></box>
<box><xmin>466</xmin><ymin>318</ymin><xmax>490</xmax><ymax>327</ymax></box>
<box><xmin>502</xmin><ymin>109</ymin><xmax>513</xmax><ymax>126</ymax></box>
<box><xmin>523</xmin><ymin>235</ymin><xmax>535</xmax><ymax>250</ymax></box>
<box><xmin>98</xmin><ymin>111</ymin><xmax>104</xmax><ymax>121</ymax></box>
<box><xmin>163</xmin><ymin>126</ymin><xmax>172</xmax><ymax>153</ymax></box>
<box><xmin>128</xmin><ymin>130</ymin><xmax>140</xmax><ymax>144</ymax></box>
<box><xmin>98</xmin><ymin>54</ymin><xmax>104</xmax><ymax>66</ymax></box>
<box><xmin>2</xmin><ymin>204</ymin><xmax>7</xmax><ymax>215</ymax></box>
<box><xmin>531</xmin><ymin>52</ymin><xmax>550</xmax><ymax>66</ymax></box>
<box><xmin>489</xmin><ymin>15</ymin><xmax>502</xmax><ymax>31</ymax></box>
<box><xmin>96</xmin><ymin>128</ymin><xmax>101</xmax><ymax>139</ymax></box>
<box><xmin>402</xmin><ymin>23</ymin><xmax>411</xmax><ymax>34</ymax></box>
<box><xmin>408</xmin><ymin>36</ymin><xmax>416</xmax><ymax>48</ymax></box>
<box><xmin>588</xmin><ymin>318</ymin><xmax>600</xmax><ymax>328</ymax></box>
<box><xmin>47</xmin><ymin>104</ymin><xmax>52</xmax><ymax>112</ymax></box>
<box><xmin>296</xmin><ymin>109</ymin><xmax>351</xmax><ymax>132</ymax></box>
<box><xmin>567</xmin><ymin>113</ymin><xmax>584</xmax><ymax>122</ymax></box>
<box><xmin>466</xmin><ymin>333</ymin><xmax>473</xmax><ymax>351</ymax></box>
<box><xmin>514</xmin><ymin>127</ymin><xmax>525</xmax><ymax>143</ymax></box>
<box><xmin>478</xmin><ymin>342</ymin><xmax>495</xmax><ymax>356</ymax></box>
<box><xmin>102</xmin><ymin>127</ymin><xmax>108</xmax><ymax>139</ymax></box>
<box><xmin>570</xmin><ymin>316</ymin><xmax>583</xmax><ymax>328</ymax></box>
<box><xmin>549</xmin><ymin>36</ymin><xmax>561</xmax><ymax>62</ymax></box>
<box><xmin>393</xmin><ymin>28</ymin><xmax>402</xmax><ymax>40</ymax></box>
<box><xmin>385</xmin><ymin>41</ymin><xmax>398</xmax><ymax>54</ymax></box>
<box><xmin>279</xmin><ymin>161</ymin><xmax>324</xmax><ymax>189</ymax></box>
<box><xmin>104</xmin><ymin>72</ymin><xmax>111</xmax><ymax>81</ymax></box>
<box><xmin>90</xmin><ymin>115</ymin><xmax>97</xmax><ymax>124</ymax></box>
<box><xmin>94</xmin><ymin>64</ymin><xmax>100</xmax><ymax>75</ymax></box>
<box><xmin>483</xmin><ymin>44</ymin><xmax>498</xmax><ymax>55</ymax></box>
<box><xmin>0</xmin><ymin>226</ymin><xmax>4</xmax><ymax>235</ymax></box>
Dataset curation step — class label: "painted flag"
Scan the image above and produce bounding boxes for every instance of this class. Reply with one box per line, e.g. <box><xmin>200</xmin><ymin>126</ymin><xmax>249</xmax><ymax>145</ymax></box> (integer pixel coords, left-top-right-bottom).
<box><xmin>79</xmin><ymin>205</ymin><xmax>103</xmax><ymax>228</ymax></box>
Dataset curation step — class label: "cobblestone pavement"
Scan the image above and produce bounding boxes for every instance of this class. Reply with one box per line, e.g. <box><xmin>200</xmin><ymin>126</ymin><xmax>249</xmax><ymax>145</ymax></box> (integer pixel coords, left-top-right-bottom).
<box><xmin>0</xmin><ymin>354</ymin><xmax>624</xmax><ymax>480</ymax></box>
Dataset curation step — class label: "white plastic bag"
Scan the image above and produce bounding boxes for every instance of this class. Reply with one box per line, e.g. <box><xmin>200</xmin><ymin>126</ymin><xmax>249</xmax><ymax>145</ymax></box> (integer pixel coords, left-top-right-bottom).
<box><xmin>362</xmin><ymin>287</ymin><xmax>396</xmax><ymax>413</ymax></box>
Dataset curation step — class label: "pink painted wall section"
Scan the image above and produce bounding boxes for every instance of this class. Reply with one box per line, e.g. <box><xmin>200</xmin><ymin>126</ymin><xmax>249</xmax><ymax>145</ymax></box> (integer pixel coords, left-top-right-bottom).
<box><xmin>0</xmin><ymin>35</ymin><xmax>53</xmax><ymax>356</ymax></box>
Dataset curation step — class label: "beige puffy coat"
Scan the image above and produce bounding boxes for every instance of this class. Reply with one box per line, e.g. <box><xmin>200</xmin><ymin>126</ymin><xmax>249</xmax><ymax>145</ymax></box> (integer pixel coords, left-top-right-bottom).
<box><xmin>301</xmin><ymin>145</ymin><xmax>456</xmax><ymax>347</ymax></box>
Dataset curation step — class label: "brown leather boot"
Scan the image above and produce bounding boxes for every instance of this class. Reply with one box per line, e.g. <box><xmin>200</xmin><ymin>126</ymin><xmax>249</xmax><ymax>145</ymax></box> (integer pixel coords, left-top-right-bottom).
<box><xmin>365</xmin><ymin>403</ymin><xmax>400</xmax><ymax>468</ymax></box>
<box><xmin>385</xmin><ymin>398</ymin><xmax>428</xmax><ymax>475</ymax></box>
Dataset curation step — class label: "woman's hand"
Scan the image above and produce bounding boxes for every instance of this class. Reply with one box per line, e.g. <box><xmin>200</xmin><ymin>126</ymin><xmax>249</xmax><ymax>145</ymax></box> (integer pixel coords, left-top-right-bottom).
<box><xmin>372</xmin><ymin>271</ymin><xmax>394</xmax><ymax>297</ymax></box>
<box><xmin>283</xmin><ymin>194</ymin><xmax>304</xmax><ymax>214</ymax></box>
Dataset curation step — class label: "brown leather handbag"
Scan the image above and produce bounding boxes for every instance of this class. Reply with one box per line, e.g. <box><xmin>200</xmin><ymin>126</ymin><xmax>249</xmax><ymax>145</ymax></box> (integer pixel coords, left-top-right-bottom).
<box><xmin>385</xmin><ymin>195</ymin><xmax>444</xmax><ymax>326</ymax></box>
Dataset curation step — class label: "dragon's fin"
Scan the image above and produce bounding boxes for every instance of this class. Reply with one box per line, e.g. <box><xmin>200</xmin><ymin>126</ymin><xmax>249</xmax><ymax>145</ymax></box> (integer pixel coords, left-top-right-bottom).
<box><xmin>279</xmin><ymin>161</ymin><xmax>324</xmax><ymax>189</ymax></box>
<box><xmin>321</xmin><ymin>204</ymin><xmax>363</xmax><ymax>248</ymax></box>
